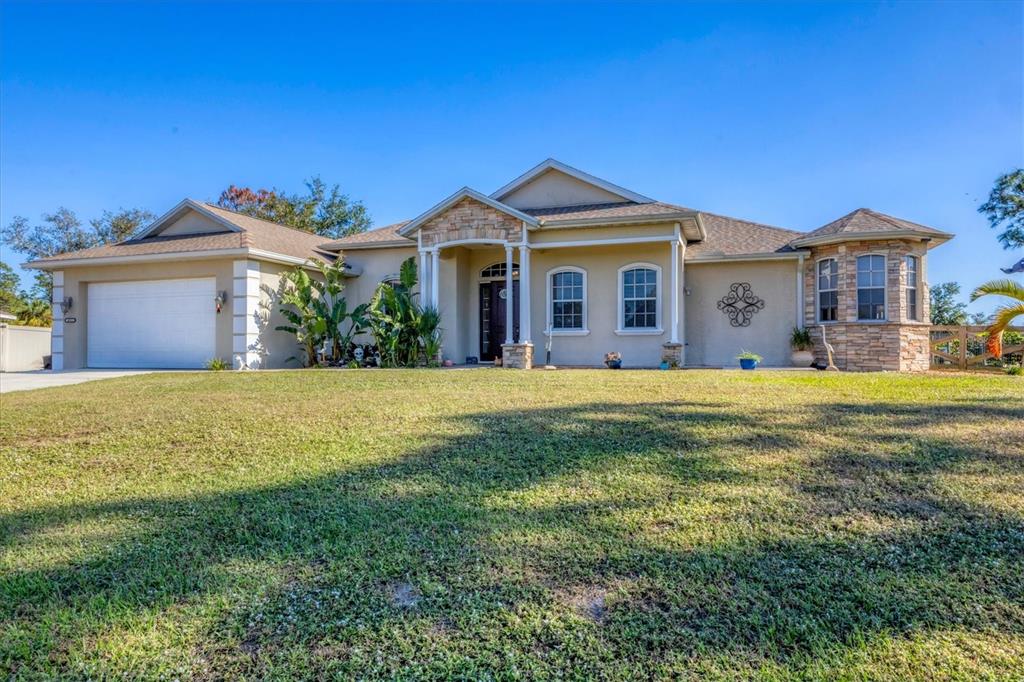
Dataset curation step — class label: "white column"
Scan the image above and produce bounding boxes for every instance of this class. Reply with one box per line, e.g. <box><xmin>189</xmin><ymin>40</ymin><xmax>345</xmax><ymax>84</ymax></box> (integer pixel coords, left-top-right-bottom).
<box><xmin>419</xmin><ymin>250</ymin><xmax>428</xmax><ymax>300</ymax></box>
<box><xmin>796</xmin><ymin>255</ymin><xmax>806</xmax><ymax>329</ymax></box>
<box><xmin>430</xmin><ymin>249</ymin><xmax>440</xmax><ymax>309</ymax></box>
<box><xmin>669</xmin><ymin>240</ymin><xmax>680</xmax><ymax>344</ymax></box>
<box><xmin>232</xmin><ymin>260</ymin><xmax>262</xmax><ymax>369</ymax></box>
<box><xmin>504</xmin><ymin>245</ymin><xmax>514</xmax><ymax>344</ymax></box>
<box><xmin>50</xmin><ymin>271</ymin><xmax>64</xmax><ymax>370</ymax></box>
<box><xmin>518</xmin><ymin>245</ymin><xmax>531</xmax><ymax>343</ymax></box>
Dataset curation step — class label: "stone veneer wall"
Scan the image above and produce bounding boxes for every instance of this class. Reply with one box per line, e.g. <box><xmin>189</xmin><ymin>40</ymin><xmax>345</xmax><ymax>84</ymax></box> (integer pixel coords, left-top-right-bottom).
<box><xmin>419</xmin><ymin>197</ymin><xmax>524</xmax><ymax>248</ymax></box>
<box><xmin>803</xmin><ymin>239</ymin><xmax>932</xmax><ymax>371</ymax></box>
<box><xmin>501</xmin><ymin>343</ymin><xmax>534</xmax><ymax>369</ymax></box>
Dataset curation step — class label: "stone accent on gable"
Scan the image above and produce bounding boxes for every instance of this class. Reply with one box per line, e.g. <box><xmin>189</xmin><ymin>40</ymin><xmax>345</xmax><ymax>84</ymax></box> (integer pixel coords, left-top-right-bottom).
<box><xmin>418</xmin><ymin>197</ymin><xmax>524</xmax><ymax>248</ymax></box>
<box><xmin>802</xmin><ymin>239</ymin><xmax>932</xmax><ymax>371</ymax></box>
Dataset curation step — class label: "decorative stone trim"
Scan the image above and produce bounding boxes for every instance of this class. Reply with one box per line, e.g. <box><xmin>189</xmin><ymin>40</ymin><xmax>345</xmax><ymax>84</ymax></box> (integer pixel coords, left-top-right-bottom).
<box><xmin>661</xmin><ymin>342</ymin><xmax>683</xmax><ymax>369</ymax></box>
<box><xmin>501</xmin><ymin>342</ymin><xmax>534</xmax><ymax>369</ymax></box>
<box><xmin>232</xmin><ymin>260</ymin><xmax>263</xmax><ymax>369</ymax></box>
<box><xmin>419</xmin><ymin>197</ymin><xmax>524</xmax><ymax>248</ymax></box>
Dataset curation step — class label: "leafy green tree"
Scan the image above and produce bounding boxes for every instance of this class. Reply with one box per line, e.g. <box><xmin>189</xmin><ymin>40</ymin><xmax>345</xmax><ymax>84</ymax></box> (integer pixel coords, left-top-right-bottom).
<box><xmin>979</xmin><ymin>169</ymin><xmax>1024</xmax><ymax>250</ymax></box>
<box><xmin>3</xmin><ymin>206</ymin><xmax>154</xmax><ymax>299</ymax></box>
<box><xmin>217</xmin><ymin>177</ymin><xmax>371</xmax><ymax>239</ymax></box>
<box><xmin>12</xmin><ymin>297</ymin><xmax>51</xmax><ymax>327</ymax></box>
<box><xmin>91</xmin><ymin>208</ymin><xmax>156</xmax><ymax>244</ymax></box>
<box><xmin>929</xmin><ymin>281</ymin><xmax>968</xmax><ymax>325</ymax></box>
<box><xmin>0</xmin><ymin>261</ymin><xmax>21</xmax><ymax>312</ymax></box>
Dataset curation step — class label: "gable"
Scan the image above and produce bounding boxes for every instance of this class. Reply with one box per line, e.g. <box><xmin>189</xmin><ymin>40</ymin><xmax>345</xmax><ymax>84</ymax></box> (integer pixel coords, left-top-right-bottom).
<box><xmin>157</xmin><ymin>209</ymin><xmax>232</xmax><ymax>237</ymax></box>
<box><xmin>499</xmin><ymin>169</ymin><xmax>629</xmax><ymax>209</ymax></box>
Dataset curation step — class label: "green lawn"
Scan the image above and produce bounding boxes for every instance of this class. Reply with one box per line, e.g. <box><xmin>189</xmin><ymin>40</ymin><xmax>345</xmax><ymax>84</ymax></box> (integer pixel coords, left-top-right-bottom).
<box><xmin>2</xmin><ymin>370</ymin><xmax>1022</xmax><ymax>680</ymax></box>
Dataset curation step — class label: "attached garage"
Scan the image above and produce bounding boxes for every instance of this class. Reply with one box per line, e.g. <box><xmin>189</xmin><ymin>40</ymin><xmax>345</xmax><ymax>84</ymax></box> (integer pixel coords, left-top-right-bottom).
<box><xmin>87</xmin><ymin>278</ymin><xmax>216</xmax><ymax>368</ymax></box>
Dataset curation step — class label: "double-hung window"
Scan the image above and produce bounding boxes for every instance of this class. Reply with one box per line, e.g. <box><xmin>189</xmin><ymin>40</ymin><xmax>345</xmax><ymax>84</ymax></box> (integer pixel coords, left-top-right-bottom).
<box><xmin>619</xmin><ymin>264</ymin><xmax>660</xmax><ymax>332</ymax></box>
<box><xmin>817</xmin><ymin>258</ymin><xmax>838</xmax><ymax>322</ymax></box>
<box><xmin>857</xmin><ymin>255</ymin><xmax>887</xmax><ymax>320</ymax></box>
<box><xmin>548</xmin><ymin>268</ymin><xmax>586</xmax><ymax>332</ymax></box>
<box><xmin>905</xmin><ymin>255</ymin><xmax>919</xmax><ymax>321</ymax></box>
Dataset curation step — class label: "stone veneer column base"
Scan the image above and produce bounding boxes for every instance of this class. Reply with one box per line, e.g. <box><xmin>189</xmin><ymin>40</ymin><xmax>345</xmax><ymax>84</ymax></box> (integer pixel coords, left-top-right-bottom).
<box><xmin>501</xmin><ymin>343</ymin><xmax>534</xmax><ymax>369</ymax></box>
<box><xmin>661</xmin><ymin>342</ymin><xmax>683</xmax><ymax>368</ymax></box>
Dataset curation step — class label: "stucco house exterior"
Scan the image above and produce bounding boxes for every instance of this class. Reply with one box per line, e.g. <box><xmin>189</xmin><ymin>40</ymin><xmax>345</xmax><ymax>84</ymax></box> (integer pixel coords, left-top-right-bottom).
<box><xmin>29</xmin><ymin>159</ymin><xmax>952</xmax><ymax>371</ymax></box>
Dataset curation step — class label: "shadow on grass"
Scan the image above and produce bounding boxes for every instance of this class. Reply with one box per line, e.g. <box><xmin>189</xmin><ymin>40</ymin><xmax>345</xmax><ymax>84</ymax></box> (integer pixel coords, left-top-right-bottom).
<box><xmin>2</xmin><ymin>398</ymin><xmax>1022</xmax><ymax>676</ymax></box>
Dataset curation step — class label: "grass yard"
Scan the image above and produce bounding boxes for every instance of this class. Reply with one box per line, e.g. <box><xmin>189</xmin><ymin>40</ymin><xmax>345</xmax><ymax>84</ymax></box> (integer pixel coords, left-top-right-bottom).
<box><xmin>1</xmin><ymin>369</ymin><xmax>1023</xmax><ymax>680</ymax></box>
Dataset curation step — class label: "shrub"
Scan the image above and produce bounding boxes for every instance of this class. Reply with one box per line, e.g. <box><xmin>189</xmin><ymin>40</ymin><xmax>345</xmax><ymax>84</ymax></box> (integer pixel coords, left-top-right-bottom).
<box><xmin>206</xmin><ymin>358</ymin><xmax>230</xmax><ymax>371</ymax></box>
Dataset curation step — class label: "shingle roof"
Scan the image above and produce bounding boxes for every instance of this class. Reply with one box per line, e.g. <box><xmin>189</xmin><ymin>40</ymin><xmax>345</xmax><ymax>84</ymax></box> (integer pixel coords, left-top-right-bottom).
<box><xmin>31</xmin><ymin>201</ymin><xmax>337</xmax><ymax>265</ymax></box>
<box><xmin>686</xmin><ymin>212</ymin><xmax>803</xmax><ymax>259</ymax></box>
<box><xmin>794</xmin><ymin>208</ymin><xmax>950</xmax><ymax>244</ymax></box>
<box><xmin>321</xmin><ymin>221</ymin><xmax>412</xmax><ymax>249</ymax></box>
<box><xmin>523</xmin><ymin>201</ymin><xmax>692</xmax><ymax>223</ymax></box>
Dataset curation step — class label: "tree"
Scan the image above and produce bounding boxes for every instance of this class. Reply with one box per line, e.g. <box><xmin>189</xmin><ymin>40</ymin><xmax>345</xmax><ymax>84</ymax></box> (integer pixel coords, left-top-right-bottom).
<box><xmin>12</xmin><ymin>297</ymin><xmax>51</xmax><ymax>327</ymax></box>
<box><xmin>929</xmin><ymin>281</ymin><xmax>968</xmax><ymax>325</ymax></box>
<box><xmin>970</xmin><ymin>279</ymin><xmax>1024</xmax><ymax>358</ymax></box>
<box><xmin>978</xmin><ymin>169</ymin><xmax>1024</xmax><ymax>250</ymax></box>
<box><xmin>91</xmin><ymin>208</ymin><xmax>156</xmax><ymax>244</ymax></box>
<box><xmin>0</xmin><ymin>261</ymin><xmax>20</xmax><ymax>312</ymax></box>
<box><xmin>217</xmin><ymin>176</ymin><xmax>371</xmax><ymax>239</ymax></box>
<box><xmin>3</xmin><ymin>206</ymin><xmax>154</xmax><ymax>299</ymax></box>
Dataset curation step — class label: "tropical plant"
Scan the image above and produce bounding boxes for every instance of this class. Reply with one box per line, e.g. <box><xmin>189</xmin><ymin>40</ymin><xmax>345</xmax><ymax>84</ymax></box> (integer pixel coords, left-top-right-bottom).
<box><xmin>275</xmin><ymin>258</ymin><xmax>362</xmax><ymax>366</ymax></box>
<box><xmin>735</xmin><ymin>350</ymin><xmax>763</xmax><ymax>362</ymax></box>
<box><xmin>970</xmin><ymin>278</ymin><xmax>1024</xmax><ymax>359</ymax></box>
<box><xmin>366</xmin><ymin>257</ymin><xmax>443</xmax><ymax>367</ymax></box>
<box><xmin>790</xmin><ymin>326</ymin><xmax>813</xmax><ymax>351</ymax></box>
<box><xmin>205</xmin><ymin>358</ymin><xmax>230</xmax><ymax>371</ymax></box>
<box><xmin>12</xmin><ymin>297</ymin><xmax>52</xmax><ymax>327</ymax></box>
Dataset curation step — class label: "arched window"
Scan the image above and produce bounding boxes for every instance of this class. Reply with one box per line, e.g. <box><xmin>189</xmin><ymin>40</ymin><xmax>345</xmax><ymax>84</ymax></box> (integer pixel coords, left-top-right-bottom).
<box><xmin>546</xmin><ymin>266</ymin><xmax>587</xmax><ymax>334</ymax></box>
<box><xmin>617</xmin><ymin>263</ymin><xmax>662</xmax><ymax>333</ymax></box>
<box><xmin>480</xmin><ymin>262</ymin><xmax>519</xmax><ymax>280</ymax></box>
<box><xmin>817</xmin><ymin>258</ymin><xmax>838</xmax><ymax>322</ymax></box>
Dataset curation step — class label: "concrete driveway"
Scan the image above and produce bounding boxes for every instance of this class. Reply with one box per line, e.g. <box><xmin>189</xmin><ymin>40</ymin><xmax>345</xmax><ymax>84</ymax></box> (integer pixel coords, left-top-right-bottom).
<box><xmin>0</xmin><ymin>369</ymin><xmax>158</xmax><ymax>394</ymax></box>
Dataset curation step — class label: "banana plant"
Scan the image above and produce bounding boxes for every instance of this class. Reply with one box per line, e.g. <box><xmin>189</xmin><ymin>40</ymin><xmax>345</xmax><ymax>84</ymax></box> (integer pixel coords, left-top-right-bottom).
<box><xmin>276</xmin><ymin>258</ymin><xmax>356</xmax><ymax>366</ymax></box>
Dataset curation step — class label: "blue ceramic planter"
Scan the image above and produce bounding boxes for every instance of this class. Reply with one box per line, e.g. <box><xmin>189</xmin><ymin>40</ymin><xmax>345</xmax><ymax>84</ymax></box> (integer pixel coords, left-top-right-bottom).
<box><xmin>606</xmin><ymin>360</ymin><xmax>622</xmax><ymax>369</ymax></box>
<box><xmin>739</xmin><ymin>358</ymin><xmax>758</xmax><ymax>370</ymax></box>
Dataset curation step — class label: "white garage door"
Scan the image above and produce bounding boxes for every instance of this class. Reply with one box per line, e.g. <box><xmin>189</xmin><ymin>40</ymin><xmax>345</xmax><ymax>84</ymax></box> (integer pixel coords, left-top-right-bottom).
<box><xmin>87</xmin><ymin>278</ymin><xmax>216</xmax><ymax>368</ymax></box>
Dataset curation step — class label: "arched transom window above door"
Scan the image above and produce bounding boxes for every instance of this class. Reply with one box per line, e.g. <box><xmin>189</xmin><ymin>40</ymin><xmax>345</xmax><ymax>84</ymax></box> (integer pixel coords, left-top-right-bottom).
<box><xmin>480</xmin><ymin>262</ymin><xmax>519</xmax><ymax>280</ymax></box>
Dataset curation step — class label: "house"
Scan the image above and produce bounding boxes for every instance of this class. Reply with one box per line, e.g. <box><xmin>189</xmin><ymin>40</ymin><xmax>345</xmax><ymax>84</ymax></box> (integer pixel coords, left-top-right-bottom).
<box><xmin>28</xmin><ymin>159</ymin><xmax>952</xmax><ymax>371</ymax></box>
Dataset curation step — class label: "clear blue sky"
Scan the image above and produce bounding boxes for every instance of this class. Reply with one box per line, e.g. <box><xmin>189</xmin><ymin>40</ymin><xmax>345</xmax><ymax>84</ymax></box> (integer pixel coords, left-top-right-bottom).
<box><xmin>2</xmin><ymin>1</ymin><xmax>1021</xmax><ymax>314</ymax></box>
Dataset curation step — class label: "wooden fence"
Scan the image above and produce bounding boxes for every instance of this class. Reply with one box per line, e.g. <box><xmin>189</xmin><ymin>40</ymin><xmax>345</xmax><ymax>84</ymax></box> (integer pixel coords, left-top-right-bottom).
<box><xmin>930</xmin><ymin>325</ymin><xmax>1024</xmax><ymax>370</ymax></box>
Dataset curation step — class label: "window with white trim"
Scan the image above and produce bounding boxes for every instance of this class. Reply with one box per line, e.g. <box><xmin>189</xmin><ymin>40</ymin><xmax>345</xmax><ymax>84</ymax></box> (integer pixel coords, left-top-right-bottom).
<box><xmin>549</xmin><ymin>269</ymin><xmax>585</xmax><ymax>331</ymax></box>
<box><xmin>905</xmin><ymin>255</ymin><xmax>919</xmax><ymax>321</ymax></box>
<box><xmin>480</xmin><ymin>262</ymin><xmax>518</xmax><ymax>280</ymax></box>
<box><xmin>620</xmin><ymin>265</ymin><xmax>659</xmax><ymax>330</ymax></box>
<box><xmin>817</xmin><ymin>258</ymin><xmax>838</xmax><ymax>322</ymax></box>
<box><xmin>856</xmin><ymin>255</ymin><xmax>886</xmax><ymax>320</ymax></box>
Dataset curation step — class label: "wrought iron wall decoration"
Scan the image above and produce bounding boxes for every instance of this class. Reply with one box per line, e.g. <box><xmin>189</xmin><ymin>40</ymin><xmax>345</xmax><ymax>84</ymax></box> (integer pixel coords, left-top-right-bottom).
<box><xmin>717</xmin><ymin>282</ymin><xmax>765</xmax><ymax>327</ymax></box>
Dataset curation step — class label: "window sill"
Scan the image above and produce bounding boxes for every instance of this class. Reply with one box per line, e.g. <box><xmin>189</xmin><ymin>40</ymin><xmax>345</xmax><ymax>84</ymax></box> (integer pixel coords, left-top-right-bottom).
<box><xmin>615</xmin><ymin>328</ymin><xmax>664</xmax><ymax>336</ymax></box>
<box><xmin>547</xmin><ymin>329</ymin><xmax>590</xmax><ymax>336</ymax></box>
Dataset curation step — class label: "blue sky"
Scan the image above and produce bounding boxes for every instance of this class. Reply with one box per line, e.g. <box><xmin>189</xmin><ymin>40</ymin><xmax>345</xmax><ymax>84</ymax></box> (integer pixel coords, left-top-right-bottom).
<box><xmin>2</xmin><ymin>1</ymin><xmax>1021</xmax><ymax>314</ymax></box>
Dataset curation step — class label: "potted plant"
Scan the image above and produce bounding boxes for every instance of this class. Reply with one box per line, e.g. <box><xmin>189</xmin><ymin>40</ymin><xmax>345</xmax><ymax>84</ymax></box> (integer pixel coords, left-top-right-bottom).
<box><xmin>790</xmin><ymin>327</ymin><xmax>815</xmax><ymax>367</ymax></box>
<box><xmin>604</xmin><ymin>351</ymin><xmax>622</xmax><ymax>369</ymax></box>
<box><xmin>736</xmin><ymin>350</ymin><xmax>762</xmax><ymax>370</ymax></box>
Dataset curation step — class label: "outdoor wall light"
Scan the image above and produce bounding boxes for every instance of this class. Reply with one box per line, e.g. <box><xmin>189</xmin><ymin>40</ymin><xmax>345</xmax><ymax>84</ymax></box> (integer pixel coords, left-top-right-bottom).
<box><xmin>214</xmin><ymin>291</ymin><xmax>228</xmax><ymax>313</ymax></box>
<box><xmin>54</xmin><ymin>296</ymin><xmax>73</xmax><ymax>314</ymax></box>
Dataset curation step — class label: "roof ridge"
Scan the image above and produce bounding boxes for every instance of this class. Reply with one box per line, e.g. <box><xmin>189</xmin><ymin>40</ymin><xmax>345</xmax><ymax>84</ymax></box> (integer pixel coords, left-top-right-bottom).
<box><xmin>202</xmin><ymin>202</ymin><xmax>334</xmax><ymax>242</ymax></box>
<box><xmin>696</xmin><ymin>209</ymin><xmax>803</xmax><ymax>236</ymax></box>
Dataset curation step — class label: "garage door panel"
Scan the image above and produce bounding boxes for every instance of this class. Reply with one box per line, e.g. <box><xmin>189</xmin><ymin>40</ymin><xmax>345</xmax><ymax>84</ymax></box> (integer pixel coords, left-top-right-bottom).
<box><xmin>87</xmin><ymin>278</ymin><xmax>216</xmax><ymax>368</ymax></box>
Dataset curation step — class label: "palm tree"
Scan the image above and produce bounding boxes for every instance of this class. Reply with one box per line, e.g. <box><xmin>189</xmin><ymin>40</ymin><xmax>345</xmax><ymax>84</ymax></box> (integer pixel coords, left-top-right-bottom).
<box><xmin>13</xmin><ymin>298</ymin><xmax>52</xmax><ymax>327</ymax></box>
<box><xmin>970</xmin><ymin>278</ymin><xmax>1024</xmax><ymax>358</ymax></box>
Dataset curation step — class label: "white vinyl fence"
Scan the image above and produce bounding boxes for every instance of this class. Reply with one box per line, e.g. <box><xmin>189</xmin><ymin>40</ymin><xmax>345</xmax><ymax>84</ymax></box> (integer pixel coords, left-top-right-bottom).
<box><xmin>0</xmin><ymin>323</ymin><xmax>51</xmax><ymax>371</ymax></box>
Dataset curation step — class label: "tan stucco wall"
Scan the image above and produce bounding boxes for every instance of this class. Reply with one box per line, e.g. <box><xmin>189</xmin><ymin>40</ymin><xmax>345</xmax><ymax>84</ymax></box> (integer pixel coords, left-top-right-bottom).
<box><xmin>159</xmin><ymin>212</ymin><xmax>226</xmax><ymax>236</ymax></box>
<box><xmin>256</xmin><ymin>263</ymin><xmax>306</xmax><ymax>368</ymax></box>
<box><xmin>55</xmin><ymin>258</ymin><xmax>237</xmax><ymax>369</ymax></box>
<box><xmin>530</xmin><ymin>223</ymin><xmax>676</xmax><ymax>244</ymax></box>
<box><xmin>684</xmin><ymin>260</ymin><xmax>799</xmax><ymax>367</ymax></box>
<box><xmin>527</xmin><ymin>243</ymin><xmax>679</xmax><ymax>367</ymax></box>
<box><xmin>500</xmin><ymin>169</ymin><xmax>626</xmax><ymax>209</ymax></box>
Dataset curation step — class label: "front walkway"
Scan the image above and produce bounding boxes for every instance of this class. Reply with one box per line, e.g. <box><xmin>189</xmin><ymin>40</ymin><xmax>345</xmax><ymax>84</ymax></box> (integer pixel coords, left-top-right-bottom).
<box><xmin>0</xmin><ymin>369</ymin><xmax>157</xmax><ymax>394</ymax></box>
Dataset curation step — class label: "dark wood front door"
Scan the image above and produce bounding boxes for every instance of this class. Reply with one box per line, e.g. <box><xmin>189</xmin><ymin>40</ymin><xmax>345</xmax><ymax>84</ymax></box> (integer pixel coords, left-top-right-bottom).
<box><xmin>480</xmin><ymin>280</ymin><xmax>519</xmax><ymax>361</ymax></box>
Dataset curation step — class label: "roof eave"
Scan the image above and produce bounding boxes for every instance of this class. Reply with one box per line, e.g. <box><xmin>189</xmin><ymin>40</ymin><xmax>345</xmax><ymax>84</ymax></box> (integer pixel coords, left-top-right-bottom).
<box><xmin>686</xmin><ymin>251</ymin><xmax>807</xmax><ymax>264</ymax></box>
<box><xmin>327</xmin><ymin>239</ymin><xmax>416</xmax><ymax>251</ymax></box>
<box><xmin>789</xmin><ymin>230</ymin><xmax>954</xmax><ymax>248</ymax></box>
<box><xmin>397</xmin><ymin>187</ymin><xmax>540</xmax><ymax>238</ymax></box>
<box><xmin>26</xmin><ymin>247</ymin><xmax>340</xmax><ymax>272</ymax></box>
